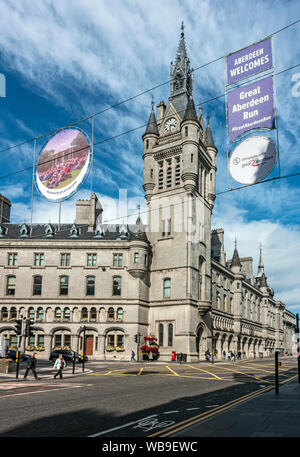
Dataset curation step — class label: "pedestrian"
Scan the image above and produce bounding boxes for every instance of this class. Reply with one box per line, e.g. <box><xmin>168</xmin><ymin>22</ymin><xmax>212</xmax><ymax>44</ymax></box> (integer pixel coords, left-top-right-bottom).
<box><xmin>232</xmin><ymin>351</ymin><xmax>236</xmax><ymax>362</ymax></box>
<box><xmin>53</xmin><ymin>354</ymin><xmax>66</xmax><ymax>379</ymax></box>
<box><xmin>149</xmin><ymin>351</ymin><xmax>153</xmax><ymax>362</ymax></box>
<box><xmin>24</xmin><ymin>353</ymin><xmax>38</xmax><ymax>380</ymax></box>
<box><xmin>131</xmin><ymin>350</ymin><xmax>135</xmax><ymax>362</ymax></box>
<box><xmin>223</xmin><ymin>350</ymin><xmax>226</xmax><ymax>360</ymax></box>
<box><xmin>228</xmin><ymin>351</ymin><xmax>231</xmax><ymax>361</ymax></box>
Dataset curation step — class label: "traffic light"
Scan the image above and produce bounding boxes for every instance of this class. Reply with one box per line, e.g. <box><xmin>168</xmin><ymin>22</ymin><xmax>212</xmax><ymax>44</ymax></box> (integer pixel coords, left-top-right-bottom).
<box><xmin>25</xmin><ymin>319</ymin><xmax>34</xmax><ymax>337</ymax></box>
<box><xmin>134</xmin><ymin>334</ymin><xmax>138</xmax><ymax>343</ymax></box>
<box><xmin>14</xmin><ymin>319</ymin><xmax>23</xmax><ymax>335</ymax></box>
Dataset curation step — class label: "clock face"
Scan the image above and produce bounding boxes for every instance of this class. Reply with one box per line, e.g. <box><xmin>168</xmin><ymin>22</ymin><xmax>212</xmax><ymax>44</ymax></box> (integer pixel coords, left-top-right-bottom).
<box><xmin>165</xmin><ymin>117</ymin><xmax>177</xmax><ymax>132</ymax></box>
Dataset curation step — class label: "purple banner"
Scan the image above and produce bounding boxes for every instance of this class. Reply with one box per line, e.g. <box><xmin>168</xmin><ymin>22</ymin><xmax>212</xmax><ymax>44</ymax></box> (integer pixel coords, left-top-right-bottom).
<box><xmin>227</xmin><ymin>38</ymin><xmax>273</xmax><ymax>85</ymax></box>
<box><xmin>228</xmin><ymin>76</ymin><xmax>274</xmax><ymax>143</ymax></box>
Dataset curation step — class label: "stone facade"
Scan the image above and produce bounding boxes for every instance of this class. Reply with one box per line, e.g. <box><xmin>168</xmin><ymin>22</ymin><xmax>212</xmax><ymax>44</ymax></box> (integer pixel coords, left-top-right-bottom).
<box><xmin>0</xmin><ymin>28</ymin><xmax>295</xmax><ymax>361</ymax></box>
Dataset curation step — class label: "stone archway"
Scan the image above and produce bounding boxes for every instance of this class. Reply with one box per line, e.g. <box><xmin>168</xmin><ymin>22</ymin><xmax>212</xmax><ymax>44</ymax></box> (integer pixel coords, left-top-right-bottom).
<box><xmin>195</xmin><ymin>326</ymin><xmax>203</xmax><ymax>358</ymax></box>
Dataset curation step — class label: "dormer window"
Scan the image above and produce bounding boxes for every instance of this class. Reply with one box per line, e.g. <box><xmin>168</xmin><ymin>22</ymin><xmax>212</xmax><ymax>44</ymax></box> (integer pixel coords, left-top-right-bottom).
<box><xmin>118</xmin><ymin>224</ymin><xmax>128</xmax><ymax>240</ymax></box>
<box><xmin>20</xmin><ymin>223</ymin><xmax>30</xmax><ymax>238</ymax></box>
<box><xmin>0</xmin><ymin>225</ymin><xmax>7</xmax><ymax>237</ymax></box>
<box><xmin>45</xmin><ymin>223</ymin><xmax>55</xmax><ymax>238</ymax></box>
<box><xmin>70</xmin><ymin>223</ymin><xmax>79</xmax><ymax>238</ymax></box>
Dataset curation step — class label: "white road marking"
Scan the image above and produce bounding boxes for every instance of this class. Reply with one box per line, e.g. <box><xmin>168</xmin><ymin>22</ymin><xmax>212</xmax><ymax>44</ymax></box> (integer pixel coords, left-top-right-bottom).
<box><xmin>88</xmin><ymin>415</ymin><xmax>158</xmax><ymax>437</ymax></box>
<box><xmin>186</xmin><ymin>407</ymin><xmax>200</xmax><ymax>411</ymax></box>
<box><xmin>163</xmin><ymin>410</ymin><xmax>179</xmax><ymax>414</ymax></box>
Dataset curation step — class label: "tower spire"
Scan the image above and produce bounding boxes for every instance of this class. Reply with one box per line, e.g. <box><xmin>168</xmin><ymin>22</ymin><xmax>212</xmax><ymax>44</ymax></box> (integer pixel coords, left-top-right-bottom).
<box><xmin>256</xmin><ymin>243</ymin><xmax>265</xmax><ymax>278</ymax></box>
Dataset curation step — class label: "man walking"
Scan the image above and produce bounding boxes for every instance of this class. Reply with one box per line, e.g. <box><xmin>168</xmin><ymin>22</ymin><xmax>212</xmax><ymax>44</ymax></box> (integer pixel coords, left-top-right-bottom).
<box><xmin>54</xmin><ymin>354</ymin><xmax>66</xmax><ymax>379</ymax></box>
<box><xmin>24</xmin><ymin>353</ymin><xmax>38</xmax><ymax>380</ymax></box>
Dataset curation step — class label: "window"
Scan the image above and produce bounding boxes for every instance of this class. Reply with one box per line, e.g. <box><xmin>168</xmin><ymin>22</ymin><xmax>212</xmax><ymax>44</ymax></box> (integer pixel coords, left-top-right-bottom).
<box><xmin>10</xmin><ymin>307</ymin><xmax>17</xmax><ymax>320</ymax></box>
<box><xmin>159</xmin><ymin>323</ymin><xmax>164</xmax><ymax>346</ymax></box>
<box><xmin>37</xmin><ymin>335</ymin><xmax>44</xmax><ymax>348</ymax></box>
<box><xmin>8</xmin><ymin>253</ymin><xmax>18</xmax><ymax>266</ymax></box>
<box><xmin>134</xmin><ymin>253</ymin><xmax>139</xmax><ymax>264</ymax></box>
<box><xmin>230</xmin><ymin>298</ymin><xmax>233</xmax><ymax>314</ymax></box>
<box><xmin>117</xmin><ymin>334</ymin><xmax>124</xmax><ymax>348</ymax></box>
<box><xmin>191</xmin><ymin>153</ymin><xmax>193</xmax><ymax>162</ymax></box>
<box><xmin>6</xmin><ymin>276</ymin><xmax>16</xmax><ymax>295</ymax></box>
<box><xmin>117</xmin><ymin>308</ymin><xmax>123</xmax><ymax>321</ymax></box>
<box><xmin>168</xmin><ymin>323</ymin><xmax>173</xmax><ymax>347</ymax></box>
<box><xmin>86</xmin><ymin>276</ymin><xmax>95</xmax><ymax>296</ymax></box>
<box><xmin>10</xmin><ymin>335</ymin><xmax>17</xmax><ymax>348</ymax></box>
<box><xmin>167</xmin><ymin>218</ymin><xmax>171</xmax><ymax>236</ymax></box>
<box><xmin>37</xmin><ymin>307</ymin><xmax>44</xmax><ymax>320</ymax></box>
<box><xmin>163</xmin><ymin>278</ymin><xmax>171</xmax><ymax>298</ymax></box>
<box><xmin>1</xmin><ymin>307</ymin><xmax>8</xmax><ymax>321</ymax></box>
<box><xmin>107</xmin><ymin>334</ymin><xmax>115</xmax><ymax>347</ymax></box>
<box><xmin>34</xmin><ymin>253</ymin><xmax>44</xmax><ymax>266</ymax></box>
<box><xmin>158</xmin><ymin>167</ymin><xmax>164</xmax><ymax>190</ymax></box>
<box><xmin>108</xmin><ymin>307</ymin><xmax>115</xmax><ymax>320</ymax></box>
<box><xmin>162</xmin><ymin>220</ymin><xmax>165</xmax><ymax>237</ymax></box>
<box><xmin>146</xmin><ymin>139</ymin><xmax>149</xmax><ymax>149</ymax></box>
<box><xmin>81</xmin><ymin>307</ymin><xmax>88</xmax><ymax>321</ymax></box>
<box><xmin>33</xmin><ymin>275</ymin><xmax>42</xmax><ymax>295</ymax></box>
<box><xmin>150</xmin><ymin>168</ymin><xmax>153</xmax><ymax>178</ymax></box>
<box><xmin>166</xmin><ymin>167</ymin><xmax>172</xmax><ymax>187</ymax></box>
<box><xmin>144</xmin><ymin>254</ymin><xmax>148</xmax><ymax>265</ymax></box>
<box><xmin>59</xmin><ymin>276</ymin><xmax>69</xmax><ymax>295</ymax></box>
<box><xmin>54</xmin><ymin>307</ymin><xmax>61</xmax><ymax>320</ymax></box>
<box><xmin>64</xmin><ymin>334</ymin><xmax>71</xmax><ymax>348</ymax></box>
<box><xmin>90</xmin><ymin>307</ymin><xmax>97</xmax><ymax>321</ymax></box>
<box><xmin>54</xmin><ymin>334</ymin><xmax>62</xmax><ymax>348</ymax></box>
<box><xmin>63</xmin><ymin>308</ymin><xmax>70</xmax><ymax>321</ymax></box>
<box><xmin>60</xmin><ymin>253</ymin><xmax>70</xmax><ymax>266</ymax></box>
<box><xmin>113</xmin><ymin>276</ymin><xmax>121</xmax><ymax>296</ymax></box>
<box><xmin>113</xmin><ymin>253</ymin><xmax>123</xmax><ymax>267</ymax></box>
<box><xmin>28</xmin><ymin>307</ymin><xmax>35</xmax><ymax>320</ymax></box>
<box><xmin>87</xmin><ymin>253</ymin><xmax>97</xmax><ymax>266</ymax></box>
<box><xmin>185</xmin><ymin>126</ymin><xmax>188</xmax><ymax>136</ymax></box>
<box><xmin>29</xmin><ymin>335</ymin><xmax>35</xmax><ymax>346</ymax></box>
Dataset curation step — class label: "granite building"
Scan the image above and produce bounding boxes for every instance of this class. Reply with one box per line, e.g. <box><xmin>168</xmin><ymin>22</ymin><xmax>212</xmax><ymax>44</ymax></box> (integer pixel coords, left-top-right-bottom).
<box><xmin>0</xmin><ymin>28</ymin><xmax>295</xmax><ymax>361</ymax></box>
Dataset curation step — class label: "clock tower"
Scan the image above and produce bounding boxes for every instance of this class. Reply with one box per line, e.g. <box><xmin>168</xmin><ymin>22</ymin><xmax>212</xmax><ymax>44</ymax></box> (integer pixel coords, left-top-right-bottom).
<box><xmin>142</xmin><ymin>24</ymin><xmax>218</xmax><ymax>361</ymax></box>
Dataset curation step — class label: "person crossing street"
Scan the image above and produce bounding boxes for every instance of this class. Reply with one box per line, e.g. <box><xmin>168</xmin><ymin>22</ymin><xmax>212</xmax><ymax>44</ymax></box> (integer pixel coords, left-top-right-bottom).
<box><xmin>53</xmin><ymin>354</ymin><xmax>66</xmax><ymax>379</ymax></box>
<box><xmin>23</xmin><ymin>353</ymin><xmax>38</xmax><ymax>380</ymax></box>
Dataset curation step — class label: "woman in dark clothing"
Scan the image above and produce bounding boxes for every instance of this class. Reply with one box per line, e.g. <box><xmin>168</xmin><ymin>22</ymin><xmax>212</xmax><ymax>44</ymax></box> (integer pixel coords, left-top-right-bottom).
<box><xmin>24</xmin><ymin>353</ymin><xmax>38</xmax><ymax>379</ymax></box>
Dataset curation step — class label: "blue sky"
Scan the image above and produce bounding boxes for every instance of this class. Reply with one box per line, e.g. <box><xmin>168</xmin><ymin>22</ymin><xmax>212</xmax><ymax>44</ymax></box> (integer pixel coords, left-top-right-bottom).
<box><xmin>0</xmin><ymin>0</ymin><xmax>299</xmax><ymax>310</ymax></box>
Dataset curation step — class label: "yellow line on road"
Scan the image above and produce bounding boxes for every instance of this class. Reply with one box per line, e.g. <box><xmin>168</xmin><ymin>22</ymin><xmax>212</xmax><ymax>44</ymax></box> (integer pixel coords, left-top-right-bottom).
<box><xmin>211</xmin><ymin>364</ymin><xmax>272</xmax><ymax>383</ymax></box>
<box><xmin>137</xmin><ymin>368</ymin><xmax>144</xmax><ymax>376</ymax></box>
<box><xmin>166</xmin><ymin>365</ymin><xmax>180</xmax><ymax>376</ymax></box>
<box><xmin>189</xmin><ymin>365</ymin><xmax>224</xmax><ymax>380</ymax></box>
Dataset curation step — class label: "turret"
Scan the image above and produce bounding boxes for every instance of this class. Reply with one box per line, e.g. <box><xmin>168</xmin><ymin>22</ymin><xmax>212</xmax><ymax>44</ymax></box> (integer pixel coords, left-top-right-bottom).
<box><xmin>205</xmin><ymin>114</ymin><xmax>218</xmax><ymax>205</ymax></box>
<box><xmin>142</xmin><ymin>101</ymin><xmax>159</xmax><ymax>201</ymax></box>
<box><xmin>181</xmin><ymin>96</ymin><xmax>200</xmax><ymax>192</ymax></box>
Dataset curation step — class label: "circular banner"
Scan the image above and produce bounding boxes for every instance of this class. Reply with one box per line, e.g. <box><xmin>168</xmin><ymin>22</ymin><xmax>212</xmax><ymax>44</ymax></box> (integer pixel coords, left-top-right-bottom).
<box><xmin>229</xmin><ymin>135</ymin><xmax>276</xmax><ymax>185</ymax></box>
<box><xmin>35</xmin><ymin>128</ymin><xmax>91</xmax><ymax>202</ymax></box>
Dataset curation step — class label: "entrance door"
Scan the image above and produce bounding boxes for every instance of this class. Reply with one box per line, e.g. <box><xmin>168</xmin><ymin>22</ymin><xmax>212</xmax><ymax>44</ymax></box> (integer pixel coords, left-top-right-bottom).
<box><xmin>85</xmin><ymin>336</ymin><xmax>94</xmax><ymax>356</ymax></box>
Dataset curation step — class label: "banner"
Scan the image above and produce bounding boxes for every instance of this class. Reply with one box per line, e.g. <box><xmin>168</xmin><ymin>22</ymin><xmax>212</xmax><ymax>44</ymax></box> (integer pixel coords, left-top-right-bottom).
<box><xmin>36</xmin><ymin>128</ymin><xmax>91</xmax><ymax>202</ymax></box>
<box><xmin>227</xmin><ymin>76</ymin><xmax>274</xmax><ymax>143</ymax></box>
<box><xmin>229</xmin><ymin>136</ymin><xmax>277</xmax><ymax>184</ymax></box>
<box><xmin>227</xmin><ymin>38</ymin><xmax>273</xmax><ymax>85</ymax></box>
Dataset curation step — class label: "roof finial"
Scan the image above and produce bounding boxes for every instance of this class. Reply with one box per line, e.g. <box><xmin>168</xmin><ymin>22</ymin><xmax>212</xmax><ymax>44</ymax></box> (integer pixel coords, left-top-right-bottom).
<box><xmin>151</xmin><ymin>95</ymin><xmax>154</xmax><ymax>111</ymax></box>
<box><xmin>181</xmin><ymin>21</ymin><xmax>185</xmax><ymax>36</ymax></box>
<box><xmin>234</xmin><ymin>237</ymin><xmax>237</xmax><ymax>249</ymax></box>
<box><xmin>137</xmin><ymin>203</ymin><xmax>141</xmax><ymax>219</ymax></box>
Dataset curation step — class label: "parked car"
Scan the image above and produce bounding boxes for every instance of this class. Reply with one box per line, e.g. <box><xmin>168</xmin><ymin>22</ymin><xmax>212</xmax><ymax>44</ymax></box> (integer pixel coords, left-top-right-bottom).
<box><xmin>49</xmin><ymin>349</ymin><xmax>88</xmax><ymax>363</ymax></box>
<box><xmin>7</xmin><ymin>349</ymin><xmax>31</xmax><ymax>362</ymax></box>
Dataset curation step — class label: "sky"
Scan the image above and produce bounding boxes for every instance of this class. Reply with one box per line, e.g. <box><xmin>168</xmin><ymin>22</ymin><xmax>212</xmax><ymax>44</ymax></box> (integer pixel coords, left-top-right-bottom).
<box><xmin>0</xmin><ymin>0</ymin><xmax>299</xmax><ymax>311</ymax></box>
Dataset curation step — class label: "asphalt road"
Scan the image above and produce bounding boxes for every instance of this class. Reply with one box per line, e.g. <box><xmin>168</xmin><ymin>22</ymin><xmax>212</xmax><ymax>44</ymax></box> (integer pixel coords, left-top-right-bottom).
<box><xmin>0</xmin><ymin>357</ymin><xmax>297</xmax><ymax>437</ymax></box>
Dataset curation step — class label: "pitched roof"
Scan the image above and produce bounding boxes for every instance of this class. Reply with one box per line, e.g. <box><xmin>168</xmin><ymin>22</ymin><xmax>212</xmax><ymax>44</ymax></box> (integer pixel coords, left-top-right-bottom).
<box><xmin>182</xmin><ymin>97</ymin><xmax>198</xmax><ymax>123</ymax></box>
<box><xmin>143</xmin><ymin>108</ymin><xmax>159</xmax><ymax>136</ymax></box>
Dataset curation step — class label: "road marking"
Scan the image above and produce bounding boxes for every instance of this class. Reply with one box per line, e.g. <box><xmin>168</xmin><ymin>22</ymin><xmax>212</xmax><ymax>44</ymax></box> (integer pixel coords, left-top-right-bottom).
<box><xmin>0</xmin><ymin>385</ymin><xmax>82</xmax><ymax>399</ymax></box>
<box><xmin>189</xmin><ymin>365</ymin><xmax>223</xmax><ymax>380</ymax></box>
<box><xmin>164</xmin><ymin>411</ymin><xmax>179</xmax><ymax>414</ymax></box>
<box><xmin>186</xmin><ymin>407</ymin><xmax>200</xmax><ymax>411</ymax></box>
<box><xmin>148</xmin><ymin>385</ymin><xmax>272</xmax><ymax>437</ymax></box>
<box><xmin>211</xmin><ymin>364</ymin><xmax>272</xmax><ymax>383</ymax></box>
<box><xmin>137</xmin><ymin>368</ymin><xmax>144</xmax><ymax>376</ymax></box>
<box><xmin>166</xmin><ymin>366</ymin><xmax>180</xmax><ymax>377</ymax></box>
<box><xmin>88</xmin><ymin>415</ymin><xmax>157</xmax><ymax>437</ymax></box>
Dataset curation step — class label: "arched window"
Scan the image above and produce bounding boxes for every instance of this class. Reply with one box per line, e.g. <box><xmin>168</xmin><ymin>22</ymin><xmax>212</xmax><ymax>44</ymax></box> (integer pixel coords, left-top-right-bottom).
<box><xmin>6</xmin><ymin>276</ymin><xmax>16</xmax><ymax>295</ymax></box>
<box><xmin>1</xmin><ymin>307</ymin><xmax>8</xmax><ymax>321</ymax></box>
<box><xmin>117</xmin><ymin>308</ymin><xmax>123</xmax><ymax>321</ymax></box>
<box><xmin>168</xmin><ymin>323</ymin><xmax>173</xmax><ymax>347</ymax></box>
<box><xmin>10</xmin><ymin>307</ymin><xmax>17</xmax><ymax>320</ymax></box>
<box><xmin>159</xmin><ymin>323</ymin><xmax>164</xmax><ymax>346</ymax></box>
<box><xmin>163</xmin><ymin>278</ymin><xmax>171</xmax><ymax>298</ymax></box>
<box><xmin>63</xmin><ymin>307</ymin><xmax>70</xmax><ymax>321</ymax></box>
<box><xmin>28</xmin><ymin>307</ymin><xmax>35</xmax><ymax>320</ymax></box>
<box><xmin>55</xmin><ymin>307</ymin><xmax>61</xmax><ymax>320</ymax></box>
<box><xmin>108</xmin><ymin>307</ymin><xmax>115</xmax><ymax>321</ymax></box>
<box><xmin>81</xmin><ymin>307</ymin><xmax>88</xmax><ymax>321</ymax></box>
<box><xmin>59</xmin><ymin>276</ymin><xmax>69</xmax><ymax>295</ymax></box>
<box><xmin>86</xmin><ymin>276</ymin><xmax>95</xmax><ymax>296</ymax></box>
<box><xmin>112</xmin><ymin>276</ymin><xmax>121</xmax><ymax>296</ymax></box>
<box><xmin>33</xmin><ymin>275</ymin><xmax>42</xmax><ymax>295</ymax></box>
<box><xmin>90</xmin><ymin>307</ymin><xmax>97</xmax><ymax>321</ymax></box>
<box><xmin>37</xmin><ymin>307</ymin><xmax>44</xmax><ymax>320</ymax></box>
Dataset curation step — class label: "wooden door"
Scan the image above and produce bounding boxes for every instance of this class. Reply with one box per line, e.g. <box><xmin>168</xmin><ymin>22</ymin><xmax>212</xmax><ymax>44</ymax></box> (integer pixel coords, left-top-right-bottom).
<box><xmin>85</xmin><ymin>336</ymin><xmax>94</xmax><ymax>356</ymax></box>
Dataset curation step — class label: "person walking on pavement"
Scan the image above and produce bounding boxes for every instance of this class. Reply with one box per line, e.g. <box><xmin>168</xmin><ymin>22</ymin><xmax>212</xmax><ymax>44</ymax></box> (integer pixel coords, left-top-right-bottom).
<box><xmin>24</xmin><ymin>353</ymin><xmax>38</xmax><ymax>379</ymax></box>
<box><xmin>131</xmin><ymin>350</ymin><xmax>135</xmax><ymax>362</ymax></box>
<box><xmin>54</xmin><ymin>354</ymin><xmax>66</xmax><ymax>379</ymax></box>
<box><xmin>149</xmin><ymin>351</ymin><xmax>153</xmax><ymax>362</ymax></box>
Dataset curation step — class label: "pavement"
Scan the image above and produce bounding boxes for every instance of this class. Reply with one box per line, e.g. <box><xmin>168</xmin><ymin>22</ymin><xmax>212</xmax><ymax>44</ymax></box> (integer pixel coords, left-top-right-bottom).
<box><xmin>173</xmin><ymin>378</ymin><xmax>300</xmax><ymax>437</ymax></box>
